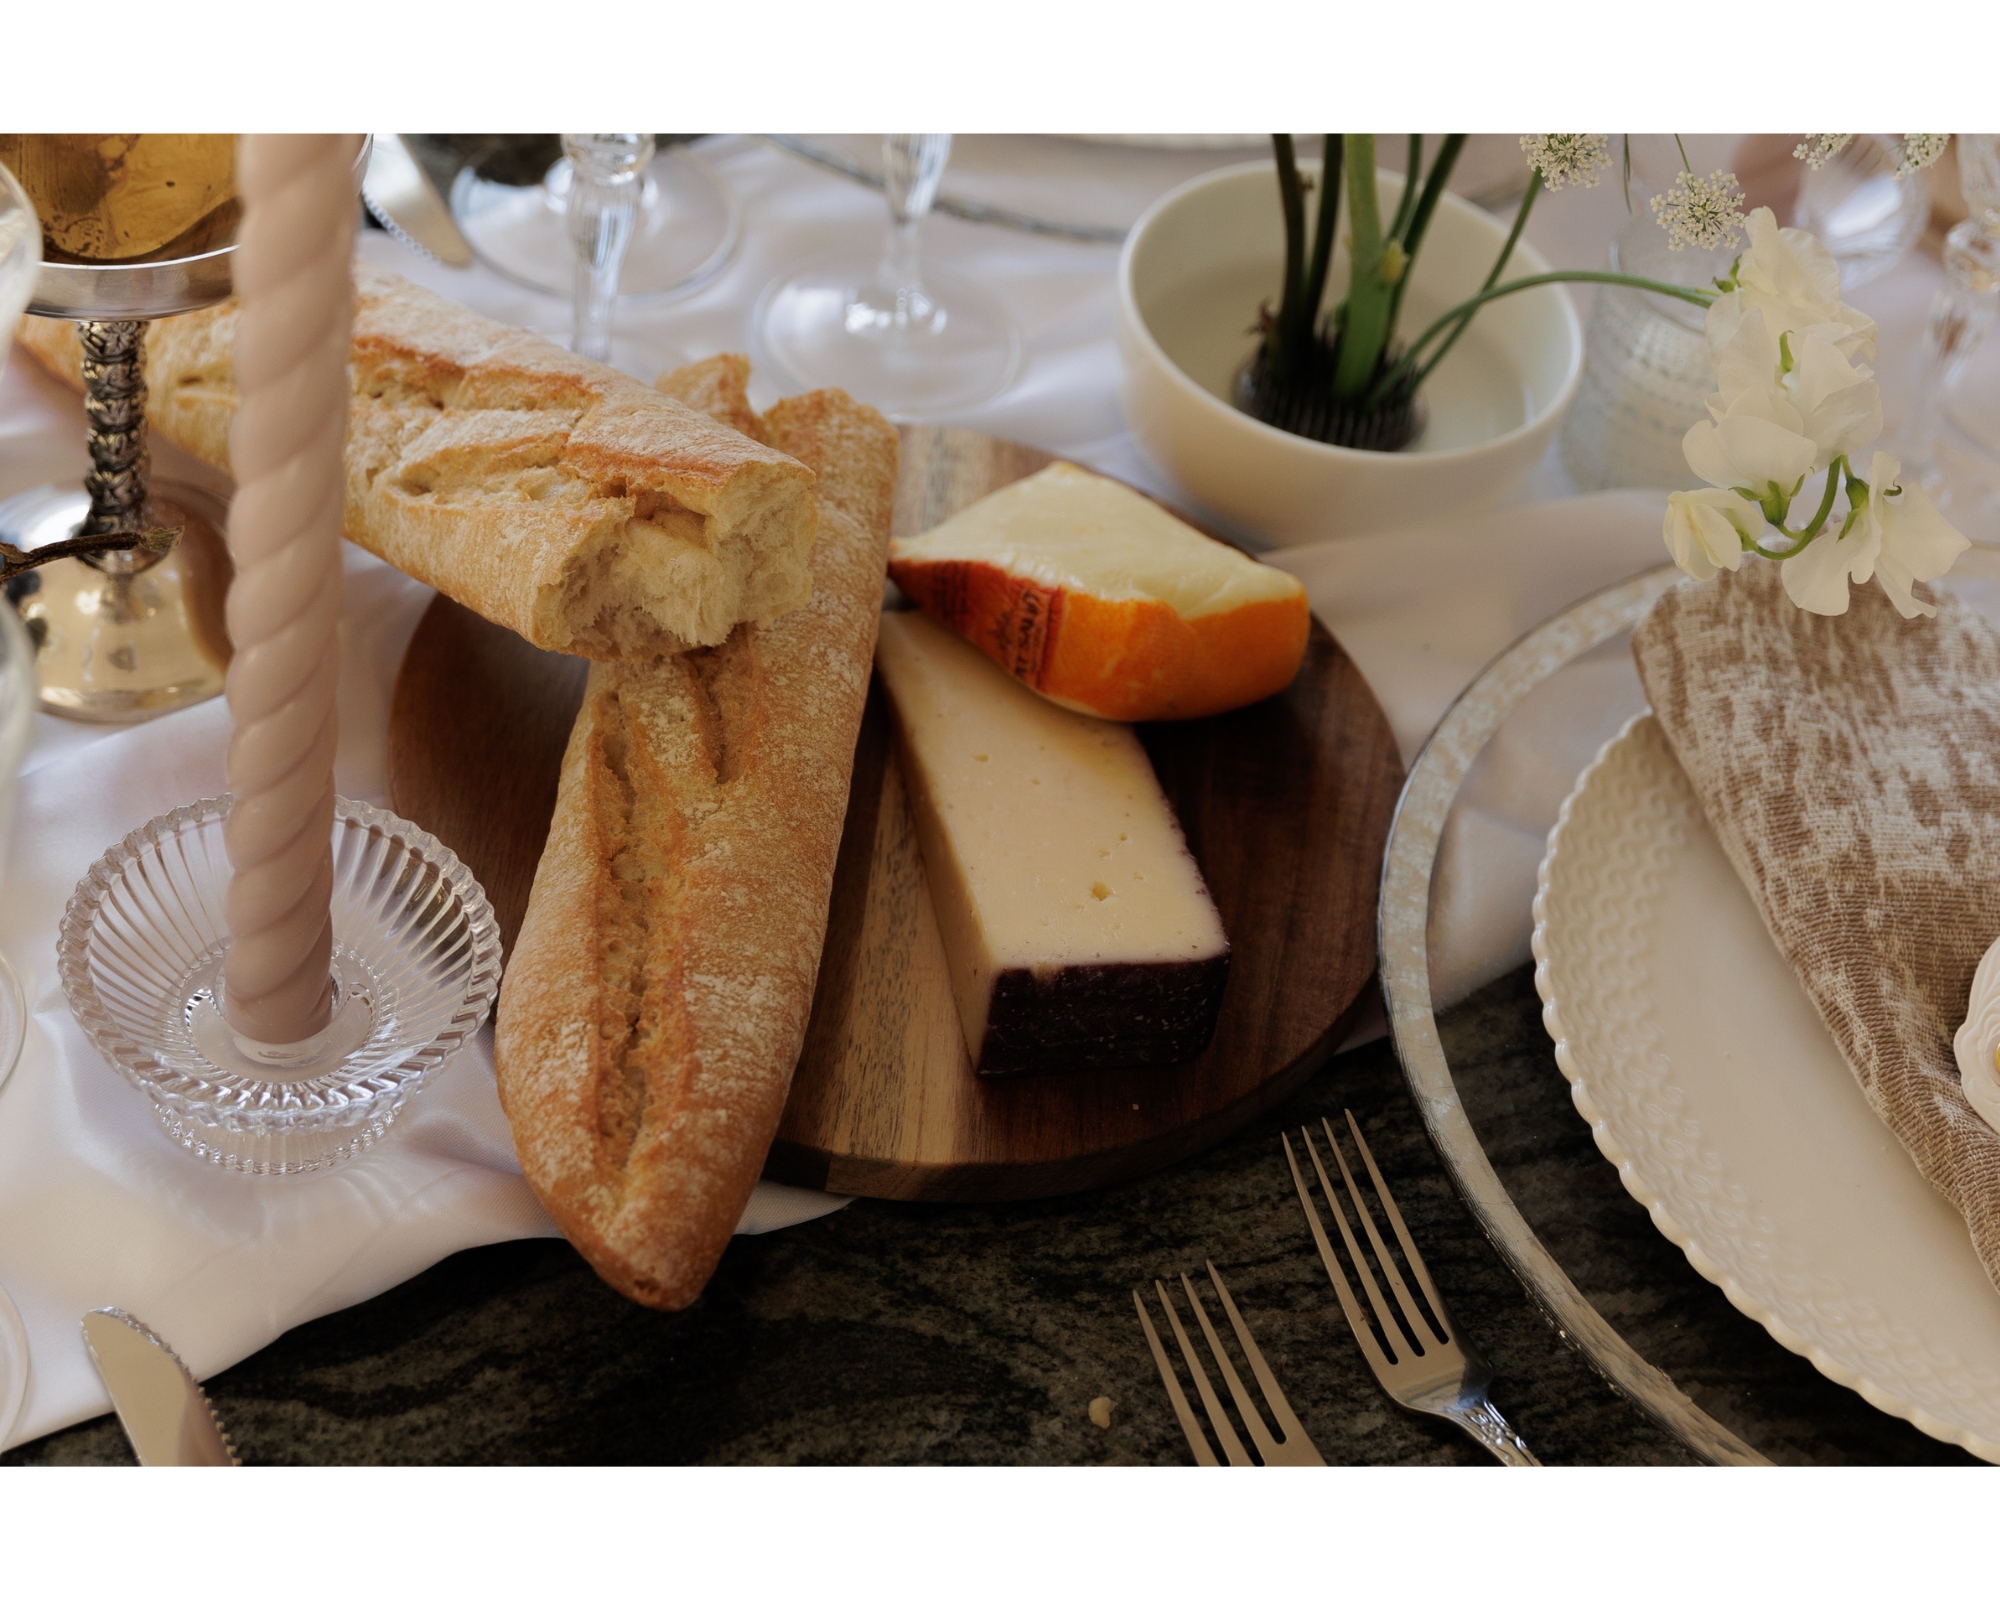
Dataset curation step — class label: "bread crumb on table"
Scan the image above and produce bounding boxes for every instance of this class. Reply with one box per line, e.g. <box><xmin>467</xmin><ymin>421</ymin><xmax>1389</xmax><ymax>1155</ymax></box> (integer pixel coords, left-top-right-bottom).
<box><xmin>1088</xmin><ymin>1396</ymin><xmax>1114</xmax><ymax>1429</ymax></box>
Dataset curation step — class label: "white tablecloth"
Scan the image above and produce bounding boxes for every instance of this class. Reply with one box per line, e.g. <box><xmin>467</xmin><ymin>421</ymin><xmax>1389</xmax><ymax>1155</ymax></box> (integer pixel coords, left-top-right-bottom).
<box><xmin>0</xmin><ymin>135</ymin><xmax>1951</xmax><ymax>1450</ymax></box>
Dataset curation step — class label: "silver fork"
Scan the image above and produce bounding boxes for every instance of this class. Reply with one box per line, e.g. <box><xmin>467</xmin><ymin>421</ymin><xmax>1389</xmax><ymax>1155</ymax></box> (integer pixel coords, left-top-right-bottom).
<box><xmin>1133</xmin><ymin>1261</ymin><xmax>1326</xmax><ymax>1465</ymax></box>
<box><xmin>1285</xmin><ymin>1111</ymin><xmax>1541</xmax><ymax>1466</ymax></box>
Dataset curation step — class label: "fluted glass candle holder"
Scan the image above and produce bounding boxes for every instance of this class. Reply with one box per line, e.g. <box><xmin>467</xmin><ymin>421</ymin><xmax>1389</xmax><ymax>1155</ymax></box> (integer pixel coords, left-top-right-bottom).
<box><xmin>58</xmin><ymin>796</ymin><xmax>500</xmax><ymax>1175</ymax></box>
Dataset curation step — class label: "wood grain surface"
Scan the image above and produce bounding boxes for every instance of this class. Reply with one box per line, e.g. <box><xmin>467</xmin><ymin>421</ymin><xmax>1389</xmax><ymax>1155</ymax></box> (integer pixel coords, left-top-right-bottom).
<box><xmin>387</xmin><ymin>425</ymin><xmax>1403</xmax><ymax>1201</ymax></box>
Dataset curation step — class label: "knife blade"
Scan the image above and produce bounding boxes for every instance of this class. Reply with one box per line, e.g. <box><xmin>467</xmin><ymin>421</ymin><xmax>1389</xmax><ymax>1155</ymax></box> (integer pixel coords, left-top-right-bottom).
<box><xmin>362</xmin><ymin>133</ymin><xmax>473</xmax><ymax>268</ymax></box>
<box><xmin>81</xmin><ymin>1309</ymin><xmax>239</xmax><ymax>1466</ymax></box>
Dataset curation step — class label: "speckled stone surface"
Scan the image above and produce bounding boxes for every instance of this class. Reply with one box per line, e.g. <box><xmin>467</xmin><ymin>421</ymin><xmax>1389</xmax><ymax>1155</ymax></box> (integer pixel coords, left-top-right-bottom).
<box><xmin>5</xmin><ymin>966</ymin><xmax>1982</xmax><ymax>1466</ymax></box>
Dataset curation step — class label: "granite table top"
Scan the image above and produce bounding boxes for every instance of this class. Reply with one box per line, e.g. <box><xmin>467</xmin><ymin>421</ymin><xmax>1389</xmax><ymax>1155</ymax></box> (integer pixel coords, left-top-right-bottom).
<box><xmin>6</xmin><ymin>965</ymin><xmax>1980</xmax><ymax>1466</ymax></box>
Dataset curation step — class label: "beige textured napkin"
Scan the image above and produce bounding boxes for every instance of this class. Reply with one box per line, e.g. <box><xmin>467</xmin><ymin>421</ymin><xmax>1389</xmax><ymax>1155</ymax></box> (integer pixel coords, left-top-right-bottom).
<box><xmin>1633</xmin><ymin>561</ymin><xmax>2000</xmax><ymax>1292</ymax></box>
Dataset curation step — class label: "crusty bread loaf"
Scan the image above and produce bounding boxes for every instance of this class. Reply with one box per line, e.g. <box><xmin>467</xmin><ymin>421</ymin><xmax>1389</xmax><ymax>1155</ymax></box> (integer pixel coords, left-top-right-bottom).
<box><xmin>654</xmin><ymin>351</ymin><xmax>768</xmax><ymax>445</ymax></box>
<box><xmin>493</xmin><ymin>362</ymin><xmax>896</xmax><ymax>1310</ymax></box>
<box><xmin>12</xmin><ymin>265</ymin><xmax>818</xmax><ymax>659</ymax></box>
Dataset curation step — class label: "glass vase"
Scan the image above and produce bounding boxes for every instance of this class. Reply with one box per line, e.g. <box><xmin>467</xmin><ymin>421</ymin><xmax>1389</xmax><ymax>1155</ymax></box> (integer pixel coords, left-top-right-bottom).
<box><xmin>1560</xmin><ymin>210</ymin><xmax>1733</xmax><ymax>492</ymax></box>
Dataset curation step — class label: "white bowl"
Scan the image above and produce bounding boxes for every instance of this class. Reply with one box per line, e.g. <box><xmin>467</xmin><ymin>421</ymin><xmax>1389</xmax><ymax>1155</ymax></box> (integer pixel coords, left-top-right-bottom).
<box><xmin>1116</xmin><ymin>162</ymin><xmax>1582</xmax><ymax>545</ymax></box>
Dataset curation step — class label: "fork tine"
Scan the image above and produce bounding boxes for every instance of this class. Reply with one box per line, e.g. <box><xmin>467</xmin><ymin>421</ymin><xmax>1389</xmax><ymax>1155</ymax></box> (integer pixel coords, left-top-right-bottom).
<box><xmin>1179</xmin><ymin>1270</ymin><xmax>1281</xmax><ymax>1463</ymax></box>
<box><xmin>1154</xmin><ymin>1281</ymin><xmax>1253</xmax><ymax>1466</ymax></box>
<box><xmin>1133</xmin><ymin>1289</ymin><xmax>1220</xmax><ymax>1466</ymax></box>
<box><xmin>1322</xmin><ymin>1115</ymin><xmax>1436</xmax><ymax>1352</ymax></box>
<box><xmin>1300</xmin><ymin>1124</ymin><xmax>1416</xmax><ymax>1364</ymax></box>
<box><xmin>1282</xmin><ymin>1131</ymin><xmax>1394</xmax><ymax>1378</ymax></box>
<box><xmin>1344</xmin><ymin>1109</ymin><xmax>1456</xmax><ymax>1344</ymax></box>
<box><xmin>1203</xmin><ymin>1261</ymin><xmax>1323</xmax><ymax>1463</ymax></box>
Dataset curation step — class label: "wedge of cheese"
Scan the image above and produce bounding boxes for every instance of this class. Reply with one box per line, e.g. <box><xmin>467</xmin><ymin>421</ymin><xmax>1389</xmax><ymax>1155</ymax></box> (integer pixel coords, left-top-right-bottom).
<box><xmin>887</xmin><ymin>462</ymin><xmax>1309</xmax><ymax>721</ymax></box>
<box><xmin>876</xmin><ymin>609</ymin><xmax>1229</xmax><ymax>1077</ymax></box>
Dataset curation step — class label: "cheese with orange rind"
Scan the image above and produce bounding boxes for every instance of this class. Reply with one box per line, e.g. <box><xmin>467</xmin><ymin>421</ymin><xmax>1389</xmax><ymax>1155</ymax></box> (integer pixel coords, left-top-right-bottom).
<box><xmin>886</xmin><ymin>463</ymin><xmax>1309</xmax><ymax>721</ymax></box>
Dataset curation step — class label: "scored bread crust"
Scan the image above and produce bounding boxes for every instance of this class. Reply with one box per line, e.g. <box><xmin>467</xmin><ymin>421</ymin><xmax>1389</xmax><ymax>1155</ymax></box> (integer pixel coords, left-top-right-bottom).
<box><xmin>494</xmin><ymin>366</ymin><xmax>896</xmax><ymax>1310</ymax></box>
<box><xmin>12</xmin><ymin>265</ymin><xmax>817</xmax><ymax>659</ymax></box>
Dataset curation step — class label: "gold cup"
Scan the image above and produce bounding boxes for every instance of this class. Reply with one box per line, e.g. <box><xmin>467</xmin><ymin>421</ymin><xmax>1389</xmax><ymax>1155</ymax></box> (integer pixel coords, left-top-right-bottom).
<box><xmin>0</xmin><ymin>134</ymin><xmax>253</xmax><ymax>722</ymax></box>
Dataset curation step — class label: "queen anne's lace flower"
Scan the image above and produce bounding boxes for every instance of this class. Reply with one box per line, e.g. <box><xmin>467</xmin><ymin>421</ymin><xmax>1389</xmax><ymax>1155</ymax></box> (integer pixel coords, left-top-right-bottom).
<box><xmin>1793</xmin><ymin>135</ymin><xmax>1853</xmax><ymax>170</ymax></box>
<box><xmin>1519</xmin><ymin>134</ymin><xmax>1610</xmax><ymax>191</ymax></box>
<box><xmin>1898</xmin><ymin>135</ymin><xmax>1950</xmax><ymax>175</ymax></box>
<box><xmin>1650</xmin><ymin>169</ymin><xmax>1747</xmax><ymax>251</ymax></box>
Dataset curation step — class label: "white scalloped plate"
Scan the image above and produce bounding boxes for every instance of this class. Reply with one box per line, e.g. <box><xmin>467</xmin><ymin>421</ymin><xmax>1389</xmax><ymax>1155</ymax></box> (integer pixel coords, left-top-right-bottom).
<box><xmin>1534</xmin><ymin>712</ymin><xmax>2000</xmax><ymax>1462</ymax></box>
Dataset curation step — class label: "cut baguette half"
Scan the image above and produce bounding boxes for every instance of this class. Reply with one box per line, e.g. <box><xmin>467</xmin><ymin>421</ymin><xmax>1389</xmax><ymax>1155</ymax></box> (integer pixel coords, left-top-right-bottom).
<box><xmin>887</xmin><ymin>462</ymin><xmax>1309</xmax><ymax>721</ymax></box>
<box><xmin>13</xmin><ymin>265</ymin><xmax>818</xmax><ymax>660</ymax></box>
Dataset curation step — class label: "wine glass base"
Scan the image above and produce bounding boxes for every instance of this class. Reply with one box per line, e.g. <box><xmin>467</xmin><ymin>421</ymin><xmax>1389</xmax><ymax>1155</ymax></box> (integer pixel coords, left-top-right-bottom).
<box><xmin>450</xmin><ymin>149</ymin><xmax>739</xmax><ymax>300</ymax></box>
<box><xmin>0</xmin><ymin>950</ymin><xmax>22</xmax><ymax>1102</ymax></box>
<box><xmin>58</xmin><ymin>795</ymin><xmax>501</xmax><ymax>1176</ymax></box>
<box><xmin>757</xmin><ymin>254</ymin><xmax>1022</xmax><ymax>419</ymax></box>
<box><xmin>2</xmin><ymin>482</ymin><xmax>233</xmax><ymax>723</ymax></box>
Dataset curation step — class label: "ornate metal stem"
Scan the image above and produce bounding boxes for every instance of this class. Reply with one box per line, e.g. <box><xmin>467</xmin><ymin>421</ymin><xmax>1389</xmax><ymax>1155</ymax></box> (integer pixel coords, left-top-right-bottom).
<box><xmin>77</xmin><ymin>318</ymin><xmax>171</xmax><ymax>573</ymax></box>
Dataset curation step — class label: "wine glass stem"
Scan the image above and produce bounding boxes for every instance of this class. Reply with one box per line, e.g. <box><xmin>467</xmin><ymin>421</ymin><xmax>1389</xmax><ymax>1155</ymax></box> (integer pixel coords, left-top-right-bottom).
<box><xmin>876</xmin><ymin>135</ymin><xmax>951</xmax><ymax>317</ymax></box>
<box><xmin>564</xmin><ymin>135</ymin><xmax>654</xmax><ymax>364</ymax></box>
<box><xmin>878</xmin><ymin>218</ymin><xmax>926</xmax><ymax>314</ymax></box>
<box><xmin>572</xmin><ymin>188</ymin><xmax>636</xmax><ymax>363</ymax></box>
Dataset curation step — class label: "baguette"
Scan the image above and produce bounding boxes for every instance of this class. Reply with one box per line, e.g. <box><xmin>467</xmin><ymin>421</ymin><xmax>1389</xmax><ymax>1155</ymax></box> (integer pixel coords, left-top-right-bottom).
<box><xmin>12</xmin><ymin>264</ymin><xmax>817</xmax><ymax>659</ymax></box>
<box><xmin>494</xmin><ymin>363</ymin><xmax>896</xmax><ymax>1309</ymax></box>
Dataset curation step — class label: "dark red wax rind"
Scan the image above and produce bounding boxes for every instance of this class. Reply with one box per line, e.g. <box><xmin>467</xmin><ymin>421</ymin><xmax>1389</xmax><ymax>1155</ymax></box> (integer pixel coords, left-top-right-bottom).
<box><xmin>974</xmin><ymin>951</ymin><xmax>1231</xmax><ymax>1077</ymax></box>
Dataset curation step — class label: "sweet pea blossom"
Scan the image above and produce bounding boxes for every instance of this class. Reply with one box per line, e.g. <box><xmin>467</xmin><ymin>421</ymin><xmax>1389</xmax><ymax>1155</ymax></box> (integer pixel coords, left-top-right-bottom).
<box><xmin>1663</xmin><ymin>488</ymin><xmax>1760</xmax><ymax>580</ymax></box>
<box><xmin>1707</xmin><ymin>308</ymin><xmax>1881</xmax><ymax>467</ymax></box>
<box><xmin>1779</xmin><ymin>507</ymin><xmax>1880</xmax><ymax>615</ymax></box>
<box><xmin>1773</xmin><ymin>455</ymin><xmax>1967</xmax><ymax>617</ymax></box>
<box><xmin>1709</xmin><ymin>208</ymin><xmax>1875</xmax><ymax>366</ymax></box>
<box><xmin>1660</xmin><ymin>209</ymin><xmax>1970</xmax><ymax>614</ymax></box>
<box><xmin>1857</xmin><ymin>453</ymin><xmax>1969</xmax><ymax>618</ymax></box>
<box><xmin>1682</xmin><ymin>385</ymin><xmax>1817</xmax><ymax>503</ymax></box>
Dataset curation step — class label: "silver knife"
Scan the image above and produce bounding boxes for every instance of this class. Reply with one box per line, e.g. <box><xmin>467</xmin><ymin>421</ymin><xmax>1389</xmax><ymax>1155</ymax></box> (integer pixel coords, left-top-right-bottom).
<box><xmin>362</xmin><ymin>134</ymin><xmax>473</xmax><ymax>268</ymax></box>
<box><xmin>81</xmin><ymin>1309</ymin><xmax>239</xmax><ymax>1466</ymax></box>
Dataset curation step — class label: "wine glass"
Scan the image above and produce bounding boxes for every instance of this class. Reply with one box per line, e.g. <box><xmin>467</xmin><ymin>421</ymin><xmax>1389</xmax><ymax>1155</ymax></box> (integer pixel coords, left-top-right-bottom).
<box><xmin>450</xmin><ymin>136</ymin><xmax>737</xmax><ymax>303</ymax></box>
<box><xmin>1901</xmin><ymin>136</ymin><xmax>2000</xmax><ymax>535</ymax></box>
<box><xmin>1792</xmin><ymin>133</ymin><xmax>1930</xmax><ymax>292</ymax></box>
<box><xmin>757</xmin><ymin>135</ymin><xmax>1021</xmax><ymax>418</ymax></box>
<box><xmin>0</xmin><ymin>159</ymin><xmax>34</xmax><ymax>1092</ymax></box>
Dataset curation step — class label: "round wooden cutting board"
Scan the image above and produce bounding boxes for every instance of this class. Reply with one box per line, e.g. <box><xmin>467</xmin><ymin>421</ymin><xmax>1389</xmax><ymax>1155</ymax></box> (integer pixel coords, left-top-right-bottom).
<box><xmin>387</xmin><ymin>425</ymin><xmax>1403</xmax><ymax>1202</ymax></box>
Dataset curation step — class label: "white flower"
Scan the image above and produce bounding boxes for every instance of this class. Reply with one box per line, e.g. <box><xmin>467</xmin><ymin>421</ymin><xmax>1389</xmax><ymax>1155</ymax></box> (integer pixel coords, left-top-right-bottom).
<box><xmin>1520</xmin><ymin>135</ymin><xmax>1610</xmax><ymax>191</ymax></box>
<box><xmin>1650</xmin><ymin>169</ymin><xmax>1746</xmax><ymax>251</ymax></box>
<box><xmin>1683</xmin><ymin>384</ymin><xmax>1817</xmax><ymax>498</ymax></box>
<box><xmin>1707</xmin><ymin>307</ymin><xmax>1881</xmax><ymax>467</ymax></box>
<box><xmin>1782</xmin><ymin>324</ymin><xmax>1882</xmax><ymax>463</ymax></box>
<box><xmin>1858</xmin><ymin>452</ymin><xmax>1968</xmax><ymax>618</ymax></box>
<box><xmin>1663</xmin><ymin>488</ymin><xmax>1761</xmax><ymax>581</ymax></box>
<box><xmin>1793</xmin><ymin>135</ymin><xmax>1854</xmax><ymax>170</ymax></box>
<box><xmin>1707</xmin><ymin>208</ymin><xmax>1875</xmax><ymax>366</ymax></box>
<box><xmin>1781</xmin><ymin>507</ymin><xmax>1878</xmax><ymax>615</ymax></box>
<box><xmin>1778</xmin><ymin>452</ymin><xmax>1969</xmax><ymax>617</ymax></box>
<box><xmin>1898</xmin><ymin>135</ymin><xmax>1950</xmax><ymax>175</ymax></box>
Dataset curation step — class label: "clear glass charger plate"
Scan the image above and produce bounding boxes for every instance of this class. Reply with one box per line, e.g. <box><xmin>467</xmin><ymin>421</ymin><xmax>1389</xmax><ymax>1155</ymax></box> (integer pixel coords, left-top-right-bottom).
<box><xmin>1380</xmin><ymin>548</ymin><xmax>2000</xmax><ymax>1465</ymax></box>
<box><xmin>0</xmin><ymin>1277</ymin><xmax>25</xmax><ymax>1450</ymax></box>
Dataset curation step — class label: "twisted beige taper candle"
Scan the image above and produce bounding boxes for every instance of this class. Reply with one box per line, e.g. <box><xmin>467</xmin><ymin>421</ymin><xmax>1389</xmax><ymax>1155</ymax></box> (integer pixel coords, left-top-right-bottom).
<box><xmin>221</xmin><ymin>134</ymin><xmax>361</xmax><ymax>1047</ymax></box>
